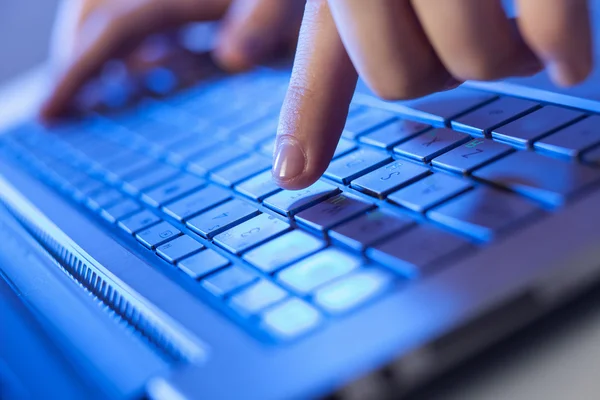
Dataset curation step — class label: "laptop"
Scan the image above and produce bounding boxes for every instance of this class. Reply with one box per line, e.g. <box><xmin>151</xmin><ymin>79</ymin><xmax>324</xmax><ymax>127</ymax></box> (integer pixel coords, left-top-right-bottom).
<box><xmin>2</xmin><ymin>16</ymin><xmax>600</xmax><ymax>400</ymax></box>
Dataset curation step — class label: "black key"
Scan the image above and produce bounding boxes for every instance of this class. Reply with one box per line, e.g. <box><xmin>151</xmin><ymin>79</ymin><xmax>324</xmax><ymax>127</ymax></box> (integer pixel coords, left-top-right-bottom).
<box><xmin>342</xmin><ymin>108</ymin><xmax>397</xmax><ymax>139</ymax></box>
<box><xmin>235</xmin><ymin>170</ymin><xmax>282</xmax><ymax>202</ymax></box>
<box><xmin>351</xmin><ymin>160</ymin><xmax>430</xmax><ymax>198</ymax></box>
<box><xmin>325</xmin><ymin>149</ymin><xmax>392</xmax><ymax>184</ymax></box>
<box><xmin>86</xmin><ymin>188</ymin><xmax>123</xmax><ymax>211</ymax></box>
<box><xmin>534</xmin><ymin>116</ymin><xmax>600</xmax><ymax>159</ymax></box>
<box><xmin>163</xmin><ymin>185</ymin><xmax>231</xmax><ymax>222</ymax></box>
<box><xmin>122</xmin><ymin>164</ymin><xmax>180</xmax><ymax>195</ymax></box>
<box><xmin>398</xmin><ymin>87</ymin><xmax>497</xmax><ymax>126</ymax></box>
<box><xmin>178</xmin><ymin>249</ymin><xmax>230</xmax><ymax>280</ymax></box>
<box><xmin>431</xmin><ymin>138</ymin><xmax>514</xmax><ymax>174</ymax></box>
<box><xmin>186</xmin><ymin>199</ymin><xmax>260</xmax><ymax>238</ymax></box>
<box><xmin>156</xmin><ymin>235</ymin><xmax>204</xmax><ymax>264</ymax></box>
<box><xmin>451</xmin><ymin>97</ymin><xmax>539</xmax><ymax>136</ymax></box>
<box><xmin>492</xmin><ymin>106</ymin><xmax>585</xmax><ymax>148</ymax></box>
<box><xmin>214</xmin><ymin>213</ymin><xmax>291</xmax><ymax>254</ymax></box>
<box><xmin>472</xmin><ymin>151</ymin><xmax>600</xmax><ymax>207</ymax></box>
<box><xmin>201</xmin><ymin>266</ymin><xmax>259</xmax><ymax>297</ymax></box>
<box><xmin>263</xmin><ymin>181</ymin><xmax>340</xmax><ymax>216</ymax></box>
<box><xmin>428</xmin><ymin>187</ymin><xmax>542</xmax><ymax>242</ymax></box>
<box><xmin>243</xmin><ymin>230</ymin><xmax>326</xmax><ymax>273</ymax></box>
<box><xmin>100</xmin><ymin>199</ymin><xmax>141</xmax><ymax>223</ymax></box>
<box><xmin>329</xmin><ymin>209</ymin><xmax>415</xmax><ymax>251</ymax></box>
<box><xmin>118</xmin><ymin>210</ymin><xmax>161</xmax><ymax>235</ymax></box>
<box><xmin>359</xmin><ymin>119</ymin><xmax>431</xmax><ymax>149</ymax></box>
<box><xmin>394</xmin><ymin>128</ymin><xmax>471</xmax><ymax>163</ymax></box>
<box><xmin>136</xmin><ymin>221</ymin><xmax>182</xmax><ymax>249</ymax></box>
<box><xmin>367</xmin><ymin>225</ymin><xmax>471</xmax><ymax>278</ymax></box>
<box><xmin>187</xmin><ymin>145</ymin><xmax>249</xmax><ymax>176</ymax></box>
<box><xmin>388</xmin><ymin>173</ymin><xmax>473</xmax><ymax>213</ymax></box>
<box><xmin>141</xmin><ymin>174</ymin><xmax>206</xmax><ymax>207</ymax></box>
<box><xmin>210</xmin><ymin>155</ymin><xmax>271</xmax><ymax>187</ymax></box>
<box><xmin>295</xmin><ymin>193</ymin><xmax>375</xmax><ymax>232</ymax></box>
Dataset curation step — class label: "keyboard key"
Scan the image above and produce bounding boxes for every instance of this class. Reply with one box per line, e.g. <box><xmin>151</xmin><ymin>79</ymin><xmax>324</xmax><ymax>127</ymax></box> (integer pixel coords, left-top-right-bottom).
<box><xmin>262</xmin><ymin>298</ymin><xmax>322</xmax><ymax>339</ymax></box>
<box><xmin>123</xmin><ymin>164</ymin><xmax>180</xmax><ymax>195</ymax></box>
<box><xmin>117</xmin><ymin>210</ymin><xmax>161</xmax><ymax>234</ymax></box>
<box><xmin>278</xmin><ymin>249</ymin><xmax>361</xmax><ymax>293</ymax></box>
<box><xmin>141</xmin><ymin>174</ymin><xmax>206</xmax><ymax>207</ymax></box>
<box><xmin>105</xmin><ymin>152</ymin><xmax>155</xmax><ymax>180</ymax></box>
<box><xmin>100</xmin><ymin>199</ymin><xmax>141</xmax><ymax>223</ymax></box>
<box><xmin>156</xmin><ymin>235</ymin><xmax>204</xmax><ymax>263</ymax></box>
<box><xmin>295</xmin><ymin>193</ymin><xmax>375</xmax><ymax>232</ymax></box>
<box><xmin>359</xmin><ymin>119</ymin><xmax>431</xmax><ymax>149</ymax></box>
<box><xmin>431</xmin><ymin>138</ymin><xmax>514</xmax><ymax>174</ymax></box>
<box><xmin>367</xmin><ymin>225</ymin><xmax>471</xmax><ymax>278</ymax></box>
<box><xmin>166</xmin><ymin>136</ymin><xmax>223</xmax><ymax>164</ymax></box>
<box><xmin>163</xmin><ymin>185</ymin><xmax>231</xmax><ymax>222</ymax></box>
<box><xmin>243</xmin><ymin>230</ymin><xmax>325</xmax><ymax>273</ymax></box>
<box><xmin>473</xmin><ymin>151</ymin><xmax>600</xmax><ymax>207</ymax></box>
<box><xmin>264</xmin><ymin>181</ymin><xmax>340</xmax><ymax>216</ymax></box>
<box><xmin>534</xmin><ymin>116</ymin><xmax>600</xmax><ymax>159</ymax></box>
<box><xmin>187</xmin><ymin>145</ymin><xmax>249</xmax><ymax>175</ymax></box>
<box><xmin>398</xmin><ymin>87</ymin><xmax>497</xmax><ymax>126</ymax></box>
<box><xmin>342</xmin><ymin>108</ymin><xmax>397</xmax><ymax>139</ymax></box>
<box><xmin>178</xmin><ymin>249</ymin><xmax>230</xmax><ymax>279</ymax></box>
<box><xmin>314</xmin><ymin>269</ymin><xmax>393</xmax><ymax>314</ymax></box>
<box><xmin>428</xmin><ymin>188</ymin><xmax>542</xmax><ymax>242</ymax></box>
<box><xmin>214</xmin><ymin>213</ymin><xmax>291</xmax><ymax>254</ymax></box>
<box><xmin>583</xmin><ymin>146</ymin><xmax>600</xmax><ymax>165</ymax></box>
<box><xmin>329</xmin><ymin>209</ymin><xmax>415</xmax><ymax>251</ymax></box>
<box><xmin>210</xmin><ymin>154</ymin><xmax>271</xmax><ymax>187</ymax></box>
<box><xmin>394</xmin><ymin>128</ymin><xmax>471</xmax><ymax>163</ymax></box>
<box><xmin>492</xmin><ymin>106</ymin><xmax>584</xmax><ymax>148</ymax></box>
<box><xmin>201</xmin><ymin>266</ymin><xmax>258</xmax><ymax>297</ymax></box>
<box><xmin>236</xmin><ymin>118</ymin><xmax>278</xmax><ymax>146</ymax></box>
<box><xmin>258</xmin><ymin>138</ymin><xmax>276</xmax><ymax>156</ymax></box>
<box><xmin>136</xmin><ymin>221</ymin><xmax>182</xmax><ymax>249</ymax></box>
<box><xmin>333</xmin><ymin>138</ymin><xmax>358</xmax><ymax>159</ymax></box>
<box><xmin>235</xmin><ymin>170</ymin><xmax>282</xmax><ymax>201</ymax></box>
<box><xmin>187</xmin><ymin>199</ymin><xmax>260</xmax><ymax>238</ymax></box>
<box><xmin>451</xmin><ymin>97</ymin><xmax>539</xmax><ymax>136</ymax></box>
<box><xmin>388</xmin><ymin>173</ymin><xmax>473</xmax><ymax>213</ymax></box>
<box><xmin>229</xmin><ymin>280</ymin><xmax>288</xmax><ymax>314</ymax></box>
<box><xmin>351</xmin><ymin>160</ymin><xmax>430</xmax><ymax>198</ymax></box>
<box><xmin>86</xmin><ymin>188</ymin><xmax>123</xmax><ymax>211</ymax></box>
<box><xmin>325</xmin><ymin>149</ymin><xmax>392</xmax><ymax>184</ymax></box>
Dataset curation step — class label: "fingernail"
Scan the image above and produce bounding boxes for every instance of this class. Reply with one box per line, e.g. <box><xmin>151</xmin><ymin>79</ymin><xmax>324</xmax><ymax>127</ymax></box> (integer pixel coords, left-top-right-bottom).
<box><xmin>546</xmin><ymin>60</ymin><xmax>586</xmax><ymax>87</ymax></box>
<box><xmin>272</xmin><ymin>138</ymin><xmax>306</xmax><ymax>182</ymax></box>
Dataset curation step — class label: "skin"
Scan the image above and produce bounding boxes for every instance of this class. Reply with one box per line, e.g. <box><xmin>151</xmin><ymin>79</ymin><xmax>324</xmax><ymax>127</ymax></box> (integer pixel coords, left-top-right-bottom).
<box><xmin>42</xmin><ymin>0</ymin><xmax>593</xmax><ymax>190</ymax></box>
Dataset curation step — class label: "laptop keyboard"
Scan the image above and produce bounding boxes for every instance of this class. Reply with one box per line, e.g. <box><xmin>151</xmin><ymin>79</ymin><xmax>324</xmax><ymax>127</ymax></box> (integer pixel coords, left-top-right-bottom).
<box><xmin>2</xmin><ymin>68</ymin><xmax>600</xmax><ymax>342</ymax></box>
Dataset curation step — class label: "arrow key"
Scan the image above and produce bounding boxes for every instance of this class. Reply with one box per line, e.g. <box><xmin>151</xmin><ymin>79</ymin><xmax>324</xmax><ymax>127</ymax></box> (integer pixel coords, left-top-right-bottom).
<box><xmin>431</xmin><ymin>138</ymin><xmax>514</xmax><ymax>175</ymax></box>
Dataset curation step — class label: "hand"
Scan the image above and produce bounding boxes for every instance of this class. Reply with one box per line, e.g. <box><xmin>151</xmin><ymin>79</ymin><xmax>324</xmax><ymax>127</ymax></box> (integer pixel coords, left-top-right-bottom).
<box><xmin>40</xmin><ymin>0</ymin><xmax>304</xmax><ymax>119</ymax></box>
<box><xmin>273</xmin><ymin>0</ymin><xmax>593</xmax><ymax>190</ymax></box>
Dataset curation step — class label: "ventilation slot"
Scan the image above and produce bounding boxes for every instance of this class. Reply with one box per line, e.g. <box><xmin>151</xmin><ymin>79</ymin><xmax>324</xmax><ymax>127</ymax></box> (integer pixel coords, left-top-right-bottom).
<box><xmin>0</xmin><ymin>199</ymin><xmax>205</xmax><ymax>365</ymax></box>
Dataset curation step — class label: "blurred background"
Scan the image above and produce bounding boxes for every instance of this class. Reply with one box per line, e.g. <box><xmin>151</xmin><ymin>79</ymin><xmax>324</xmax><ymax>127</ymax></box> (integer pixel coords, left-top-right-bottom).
<box><xmin>0</xmin><ymin>0</ymin><xmax>59</xmax><ymax>84</ymax></box>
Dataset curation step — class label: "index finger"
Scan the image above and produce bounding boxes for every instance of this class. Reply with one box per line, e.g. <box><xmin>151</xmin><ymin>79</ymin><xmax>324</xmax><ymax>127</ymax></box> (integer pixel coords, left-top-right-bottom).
<box><xmin>273</xmin><ymin>0</ymin><xmax>357</xmax><ymax>190</ymax></box>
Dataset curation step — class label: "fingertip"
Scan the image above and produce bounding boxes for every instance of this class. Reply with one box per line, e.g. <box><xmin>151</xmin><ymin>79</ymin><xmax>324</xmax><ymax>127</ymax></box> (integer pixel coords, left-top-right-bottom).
<box><xmin>212</xmin><ymin>39</ymin><xmax>256</xmax><ymax>73</ymax></box>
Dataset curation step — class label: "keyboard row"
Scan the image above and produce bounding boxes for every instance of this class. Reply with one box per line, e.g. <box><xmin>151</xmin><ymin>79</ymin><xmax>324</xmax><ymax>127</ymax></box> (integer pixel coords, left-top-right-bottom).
<box><xmin>4</xmin><ymin>72</ymin><xmax>600</xmax><ymax>341</ymax></box>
